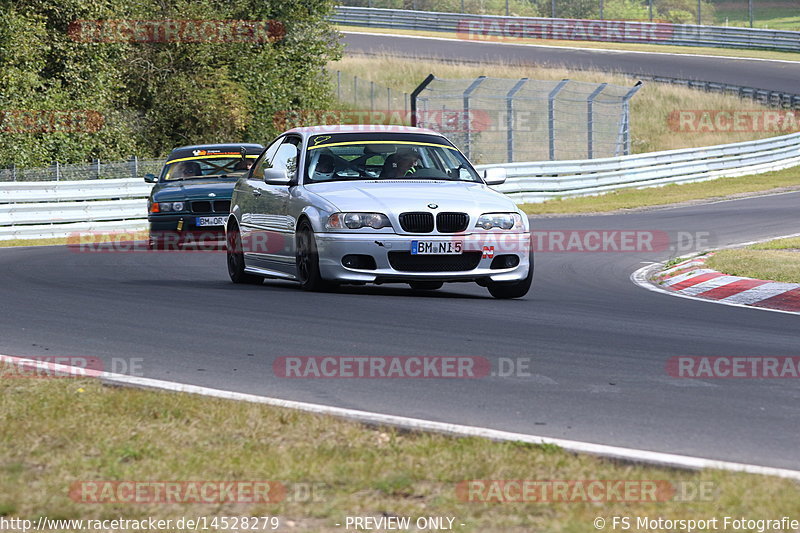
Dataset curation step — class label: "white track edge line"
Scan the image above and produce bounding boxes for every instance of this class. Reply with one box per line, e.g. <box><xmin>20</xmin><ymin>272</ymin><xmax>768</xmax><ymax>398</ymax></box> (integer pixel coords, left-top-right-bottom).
<box><xmin>631</xmin><ymin>232</ymin><xmax>800</xmax><ymax>317</ymax></box>
<box><xmin>341</xmin><ymin>30</ymin><xmax>800</xmax><ymax>64</ymax></box>
<box><xmin>3</xmin><ymin>353</ymin><xmax>799</xmax><ymax>481</ymax></box>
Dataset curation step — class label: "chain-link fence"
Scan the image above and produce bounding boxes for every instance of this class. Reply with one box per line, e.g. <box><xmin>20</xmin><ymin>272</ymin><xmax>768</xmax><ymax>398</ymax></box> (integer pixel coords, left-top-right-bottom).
<box><xmin>336</xmin><ymin>0</ymin><xmax>798</xmax><ymax>29</ymax></box>
<box><xmin>0</xmin><ymin>158</ymin><xmax>164</xmax><ymax>182</ymax></box>
<box><xmin>412</xmin><ymin>76</ymin><xmax>641</xmax><ymax>164</ymax></box>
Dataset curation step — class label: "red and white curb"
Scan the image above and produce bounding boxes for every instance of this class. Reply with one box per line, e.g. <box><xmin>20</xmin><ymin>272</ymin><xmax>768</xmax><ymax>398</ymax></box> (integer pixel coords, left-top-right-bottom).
<box><xmin>632</xmin><ymin>239</ymin><xmax>800</xmax><ymax>316</ymax></box>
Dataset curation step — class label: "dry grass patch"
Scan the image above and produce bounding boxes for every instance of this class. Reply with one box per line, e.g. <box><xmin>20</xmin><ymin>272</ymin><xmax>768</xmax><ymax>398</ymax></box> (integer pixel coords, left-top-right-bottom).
<box><xmin>331</xmin><ymin>55</ymin><xmax>783</xmax><ymax>154</ymax></box>
<box><xmin>2</xmin><ymin>375</ymin><xmax>799</xmax><ymax>532</ymax></box>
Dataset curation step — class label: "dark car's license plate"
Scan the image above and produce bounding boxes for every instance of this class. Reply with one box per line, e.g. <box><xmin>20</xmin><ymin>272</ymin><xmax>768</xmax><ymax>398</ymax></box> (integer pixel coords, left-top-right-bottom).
<box><xmin>196</xmin><ymin>216</ymin><xmax>226</xmax><ymax>227</ymax></box>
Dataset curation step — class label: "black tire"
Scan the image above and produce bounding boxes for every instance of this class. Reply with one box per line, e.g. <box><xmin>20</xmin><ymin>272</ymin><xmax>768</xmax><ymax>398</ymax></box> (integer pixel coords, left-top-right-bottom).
<box><xmin>226</xmin><ymin>223</ymin><xmax>262</xmax><ymax>285</ymax></box>
<box><xmin>486</xmin><ymin>252</ymin><xmax>534</xmax><ymax>299</ymax></box>
<box><xmin>295</xmin><ymin>221</ymin><xmax>332</xmax><ymax>291</ymax></box>
<box><xmin>409</xmin><ymin>281</ymin><xmax>444</xmax><ymax>291</ymax></box>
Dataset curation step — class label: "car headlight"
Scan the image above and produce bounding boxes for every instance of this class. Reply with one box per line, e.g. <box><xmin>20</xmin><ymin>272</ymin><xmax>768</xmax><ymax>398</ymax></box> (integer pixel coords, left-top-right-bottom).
<box><xmin>150</xmin><ymin>202</ymin><xmax>186</xmax><ymax>213</ymax></box>
<box><xmin>475</xmin><ymin>213</ymin><xmax>523</xmax><ymax>230</ymax></box>
<box><xmin>326</xmin><ymin>212</ymin><xmax>392</xmax><ymax>230</ymax></box>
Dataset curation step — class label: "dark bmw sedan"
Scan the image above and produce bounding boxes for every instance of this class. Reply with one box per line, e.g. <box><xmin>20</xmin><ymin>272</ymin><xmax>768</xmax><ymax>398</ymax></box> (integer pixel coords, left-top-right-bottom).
<box><xmin>145</xmin><ymin>143</ymin><xmax>264</xmax><ymax>249</ymax></box>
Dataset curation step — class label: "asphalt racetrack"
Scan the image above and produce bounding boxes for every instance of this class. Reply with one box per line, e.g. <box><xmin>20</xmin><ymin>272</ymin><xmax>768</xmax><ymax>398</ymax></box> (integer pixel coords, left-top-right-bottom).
<box><xmin>3</xmin><ymin>33</ymin><xmax>799</xmax><ymax>471</ymax></box>
<box><xmin>2</xmin><ymin>191</ymin><xmax>800</xmax><ymax>470</ymax></box>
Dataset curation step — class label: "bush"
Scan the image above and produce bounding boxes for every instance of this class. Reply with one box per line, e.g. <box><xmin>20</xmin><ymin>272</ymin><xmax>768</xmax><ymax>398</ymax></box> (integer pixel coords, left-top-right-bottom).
<box><xmin>0</xmin><ymin>0</ymin><xmax>342</xmax><ymax>167</ymax></box>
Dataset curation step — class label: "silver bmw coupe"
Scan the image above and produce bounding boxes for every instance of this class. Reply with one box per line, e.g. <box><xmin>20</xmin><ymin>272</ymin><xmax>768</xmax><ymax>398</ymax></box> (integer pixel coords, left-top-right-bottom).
<box><xmin>226</xmin><ymin>125</ymin><xmax>532</xmax><ymax>298</ymax></box>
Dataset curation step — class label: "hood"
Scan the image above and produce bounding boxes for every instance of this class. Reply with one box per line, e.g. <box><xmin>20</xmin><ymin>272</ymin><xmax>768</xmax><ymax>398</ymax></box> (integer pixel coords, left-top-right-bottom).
<box><xmin>306</xmin><ymin>180</ymin><xmax>518</xmax><ymax>215</ymax></box>
<box><xmin>151</xmin><ymin>176</ymin><xmax>239</xmax><ymax>202</ymax></box>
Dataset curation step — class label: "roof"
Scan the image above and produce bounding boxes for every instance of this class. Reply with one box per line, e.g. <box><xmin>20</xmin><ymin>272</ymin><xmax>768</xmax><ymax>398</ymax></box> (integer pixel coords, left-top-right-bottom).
<box><xmin>166</xmin><ymin>143</ymin><xmax>264</xmax><ymax>162</ymax></box>
<box><xmin>285</xmin><ymin>125</ymin><xmax>441</xmax><ymax>137</ymax></box>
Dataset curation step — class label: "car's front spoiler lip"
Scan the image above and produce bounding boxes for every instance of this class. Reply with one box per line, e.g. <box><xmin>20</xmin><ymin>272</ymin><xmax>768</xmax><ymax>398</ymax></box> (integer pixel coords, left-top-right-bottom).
<box><xmin>316</xmin><ymin>231</ymin><xmax>531</xmax><ymax>283</ymax></box>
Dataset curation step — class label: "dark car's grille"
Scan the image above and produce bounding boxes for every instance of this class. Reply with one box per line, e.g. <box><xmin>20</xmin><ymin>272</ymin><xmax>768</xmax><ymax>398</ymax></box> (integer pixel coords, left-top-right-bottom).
<box><xmin>399</xmin><ymin>212</ymin><xmax>434</xmax><ymax>233</ymax></box>
<box><xmin>191</xmin><ymin>200</ymin><xmax>230</xmax><ymax>214</ymax></box>
<box><xmin>388</xmin><ymin>251</ymin><xmax>482</xmax><ymax>272</ymax></box>
<box><xmin>436</xmin><ymin>212</ymin><xmax>469</xmax><ymax>233</ymax></box>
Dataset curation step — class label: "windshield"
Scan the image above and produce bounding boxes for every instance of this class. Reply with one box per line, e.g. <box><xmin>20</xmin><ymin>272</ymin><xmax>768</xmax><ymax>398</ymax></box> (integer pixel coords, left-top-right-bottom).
<box><xmin>305</xmin><ymin>136</ymin><xmax>482</xmax><ymax>184</ymax></box>
<box><xmin>161</xmin><ymin>156</ymin><xmax>257</xmax><ymax>181</ymax></box>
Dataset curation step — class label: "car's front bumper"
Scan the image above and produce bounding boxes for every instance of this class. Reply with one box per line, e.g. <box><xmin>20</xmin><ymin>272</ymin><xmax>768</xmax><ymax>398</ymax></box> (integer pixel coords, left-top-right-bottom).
<box><xmin>316</xmin><ymin>232</ymin><xmax>531</xmax><ymax>284</ymax></box>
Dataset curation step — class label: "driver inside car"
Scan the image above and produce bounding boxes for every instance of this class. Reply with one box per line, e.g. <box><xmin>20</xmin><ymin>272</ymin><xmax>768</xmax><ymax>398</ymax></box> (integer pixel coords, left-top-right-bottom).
<box><xmin>380</xmin><ymin>150</ymin><xmax>420</xmax><ymax>179</ymax></box>
<box><xmin>312</xmin><ymin>153</ymin><xmax>336</xmax><ymax>181</ymax></box>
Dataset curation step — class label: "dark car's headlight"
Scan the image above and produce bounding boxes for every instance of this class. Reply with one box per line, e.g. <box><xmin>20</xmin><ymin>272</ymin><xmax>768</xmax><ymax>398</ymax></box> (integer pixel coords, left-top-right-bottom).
<box><xmin>475</xmin><ymin>213</ymin><xmax>524</xmax><ymax>230</ymax></box>
<box><xmin>149</xmin><ymin>202</ymin><xmax>186</xmax><ymax>213</ymax></box>
<box><xmin>326</xmin><ymin>212</ymin><xmax>392</xmax><ymax>230</ymax></box>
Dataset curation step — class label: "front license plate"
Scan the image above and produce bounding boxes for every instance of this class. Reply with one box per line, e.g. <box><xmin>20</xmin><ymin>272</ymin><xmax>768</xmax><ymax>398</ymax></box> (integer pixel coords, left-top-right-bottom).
<box><xmin>196</xmin><ymin>216</ymin><xmax>226</xmax><ymax>227</ymax></box>
<box><xmin>411</xmin><ymin>241</ymin><xmax>463</xmax><ymax>255</ymax></box>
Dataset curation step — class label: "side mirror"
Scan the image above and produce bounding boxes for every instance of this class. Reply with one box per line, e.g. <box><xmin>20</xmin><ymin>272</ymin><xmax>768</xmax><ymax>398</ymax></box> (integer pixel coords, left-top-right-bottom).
<box><xmin>484</xmin><ymin>167</ymin><xmax>507</xmax><ymax>186</ymax></box>
<box><xmin>144</xmin><ymin>173</ymin><xmax>158</xmax><ymax>183</ymax></box>
<box><xmin>263</xmin><ymin>167</ymin><xmax>291</xmax><ymax>185</ymax></box>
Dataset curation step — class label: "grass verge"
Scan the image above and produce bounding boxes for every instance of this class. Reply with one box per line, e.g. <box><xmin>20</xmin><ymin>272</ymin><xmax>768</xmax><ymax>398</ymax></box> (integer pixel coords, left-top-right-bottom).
<box><xmin>520</xmin><ymin>165</ymin><xmax>800</xmax><ymax>215</ymax></box>
<box><xmin>2</xmin><ymin>373</ymin><xmax>799</xmax><ymax>532</ymax></box>
<box><xmin>338</xmin><ymin>25</ymin><xmax>800</xmax><ymax>62</ymax></box>
<box><xmin>706</xmin><ymin>236</ymin><xmax>800</xmax><ymax>283</ymax></box>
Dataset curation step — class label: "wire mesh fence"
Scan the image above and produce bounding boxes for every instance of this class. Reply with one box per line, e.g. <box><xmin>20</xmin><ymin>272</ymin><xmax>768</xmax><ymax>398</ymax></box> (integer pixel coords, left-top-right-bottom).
<box><xmin>413</xmin><ymin>76</ymin><xmax>641</xmax><ymax>164</ymax></box>
<box><xmin>0</xmin><ymin>158</ymin><xmax>165</xmax><ymax>182</ymax></box>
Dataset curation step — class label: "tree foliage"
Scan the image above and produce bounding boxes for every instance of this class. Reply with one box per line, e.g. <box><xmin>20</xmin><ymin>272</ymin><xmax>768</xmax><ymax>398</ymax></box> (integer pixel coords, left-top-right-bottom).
<box><xmin>0</xmin><ymin>0</ymin><xmax>341</xmax><ymax>166</ymax></box>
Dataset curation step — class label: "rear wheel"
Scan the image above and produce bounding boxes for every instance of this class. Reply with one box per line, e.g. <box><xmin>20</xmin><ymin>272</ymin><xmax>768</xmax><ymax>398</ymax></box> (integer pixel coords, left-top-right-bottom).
<box><xmin>296</xmin><ymin>221</ymin><xmax>332</xmax><ymax>291</ymax></box>
<box><xmin>227</xmin><ymin>223</ymin><xmax>262</xmax><ymax>285</ymax></box>
<box><xmin>486</xmin><ymin>252</ymin><xmax>533</xmax><ymax>299</ymax></box>
<box><xmin>409</xmin><ymin>281</ymin><xmax>443</xmax><ymax>291</ymax></box>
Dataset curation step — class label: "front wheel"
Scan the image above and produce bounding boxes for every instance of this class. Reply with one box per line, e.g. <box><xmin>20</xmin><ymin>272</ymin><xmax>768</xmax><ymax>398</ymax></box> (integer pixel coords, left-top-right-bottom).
<box><xmin>486</xmin><ymin>252</ymin><xmax>533</xmax><ymax>299</ymax></box>
<box><xmin>296</xmin><ymin>222</ymin><xmax>333</xmax><ymax>292</ymax></box>
<box><xmin>227</xmin><ymin>223</ymin><xmax>262</xmax><ymax>285</ymax></box>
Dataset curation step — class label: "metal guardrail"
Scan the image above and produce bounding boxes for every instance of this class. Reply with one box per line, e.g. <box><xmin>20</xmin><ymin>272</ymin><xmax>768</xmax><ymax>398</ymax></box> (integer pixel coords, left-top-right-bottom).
<box><xmin>0</xmin><ymin>178</ymin><xmax>152</xmax><ymax>240</ymax></box>
<box><xmin>480</xmin><ymin>131</ymin><xmax>800</xmax><ymax>203</ymax></box>
<box><xmin>333</xmin><ymin>6</ymin><xmax>800</xmax><ymax>53</ymax></box>
<box><xmin>630</xmin><ymin>74</ymin><xmax>800</xmax><ymax>110</ymax></box>
<box><xmin>2</xmin><ymin>131</ymin><xmax>799</xmax><ymax>239</ymax></box>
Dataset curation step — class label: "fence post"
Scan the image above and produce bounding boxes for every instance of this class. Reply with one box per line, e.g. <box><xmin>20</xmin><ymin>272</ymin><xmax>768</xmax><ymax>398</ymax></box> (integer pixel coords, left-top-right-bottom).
<box><xmin>587</xmin><ymin>83</ymin><xmax>607</xmax><ymax>159</ymax></box>
<box><xmin>548</xmin><ymin>79</ymin><xmax>569</xmax><ymax>161</ymax></box>
<box><xmin>370</xmin><ymin>81</ymin><xmax>375</xmax><ymax>112</ymax></box>
<box><xmin>462</xmin><ymin>76</ymin><xmax>486</xmax><ymax>160</ymax></box>
<box><xmin>130</xmin><ymin>156</ymin><xmax>139</xmax><ymax>179</ymax></box>
<box><xmin>54</xmin><ymin>161</ymin><xmax>60</xmax><ymax>181</ymax></box>
<box><xmin>94</xmin><ymin>158</ymin><xmax>101</xmax><ymax>179</ymax></box>
<box><xmin>11</xmin><ymin>164</ymin><xmax>15</xmax><ymax>182</ymax></box>
<box><xmin>410</xmin><ymin>73</ymin><xmax>436</xmax><ymax>127</ymax></box>
<box><xmin>619</xmin><ymin>81</ymin><xmax>643</xmax><ymax>156</ymax></box>
<box><xmin>506</xmin><ymin>78</ymin><xmax>528</xmax><ymax>163</ymax></box>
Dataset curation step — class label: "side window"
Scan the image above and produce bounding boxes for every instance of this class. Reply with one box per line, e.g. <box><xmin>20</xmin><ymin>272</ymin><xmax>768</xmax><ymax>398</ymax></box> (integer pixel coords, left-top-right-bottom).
<box><xmin>271</xmin><ymin>136</ymin><xmax>301</xmax><ymax>177</ymax></box>
<box><xmin>251</xmin><ymin>137</ymin><xmax>283</xmax><ymax>179</ymax></box>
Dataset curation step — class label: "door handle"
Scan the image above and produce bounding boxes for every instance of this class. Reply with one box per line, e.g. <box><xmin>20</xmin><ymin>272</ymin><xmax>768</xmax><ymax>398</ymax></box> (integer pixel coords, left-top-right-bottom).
<box><xmin>252</xmin><ymin>189</ymin><xmax>262</xmax><ymax>197</ymax></box>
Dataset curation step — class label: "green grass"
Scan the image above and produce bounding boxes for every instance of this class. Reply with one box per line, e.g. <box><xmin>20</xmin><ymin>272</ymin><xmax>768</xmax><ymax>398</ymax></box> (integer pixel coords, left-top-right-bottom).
<box><xmin>706</xmin><ymin>235</ymin><xmax>800</xmax><ymax>282</ymax></box>
<box><xmin>520</xmin><ymin>165</ymin><xmax>800</xmax><ymax>215</ymax></box>
<box><xmin>712</xmin><ymin>1</ymin><xmax>800</xmax><ymax>30</ymax></box>
<box><xmin>338</xmin><ymin>25</ymin><xmax>800</xmax><ymax>62</ymax></box>
<box><xmin>2</xmin><ymin>374</ymin><xmax>799</xmax><ymax>532</ymax></box>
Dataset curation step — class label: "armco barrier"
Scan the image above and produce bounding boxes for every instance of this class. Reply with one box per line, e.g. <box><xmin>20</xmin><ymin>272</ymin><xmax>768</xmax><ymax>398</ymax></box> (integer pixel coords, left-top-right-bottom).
<box><xmin>0</xmin><ymin>178</ymin><xmax>152</xmax><ymax>240</ymax></box>
<box><xmin>481</xmin><ymin>131</ymin><xmax>800</xmax><ymax>203</ymax></box>
<box><xmin>3</xmin><ymin>131</ymin><xmax>800</xmax><ymax>238</ymax></box>
<box><xmin>332</xmin><ymin>6</ymin><xmax>800</xmax><ymax>54</ymax></box>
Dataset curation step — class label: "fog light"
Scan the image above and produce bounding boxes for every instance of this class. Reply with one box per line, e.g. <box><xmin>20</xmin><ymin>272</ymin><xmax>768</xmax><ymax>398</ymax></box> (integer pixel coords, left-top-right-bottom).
<box><xmin>342</xmin><ymin>254</ymin><xmax>377</xmax><ymax>270</ymax></box>
<box><xmin>490</xmin><ymin>254</ymin><xmax>519</xmax><ymax>269</ymax></box>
